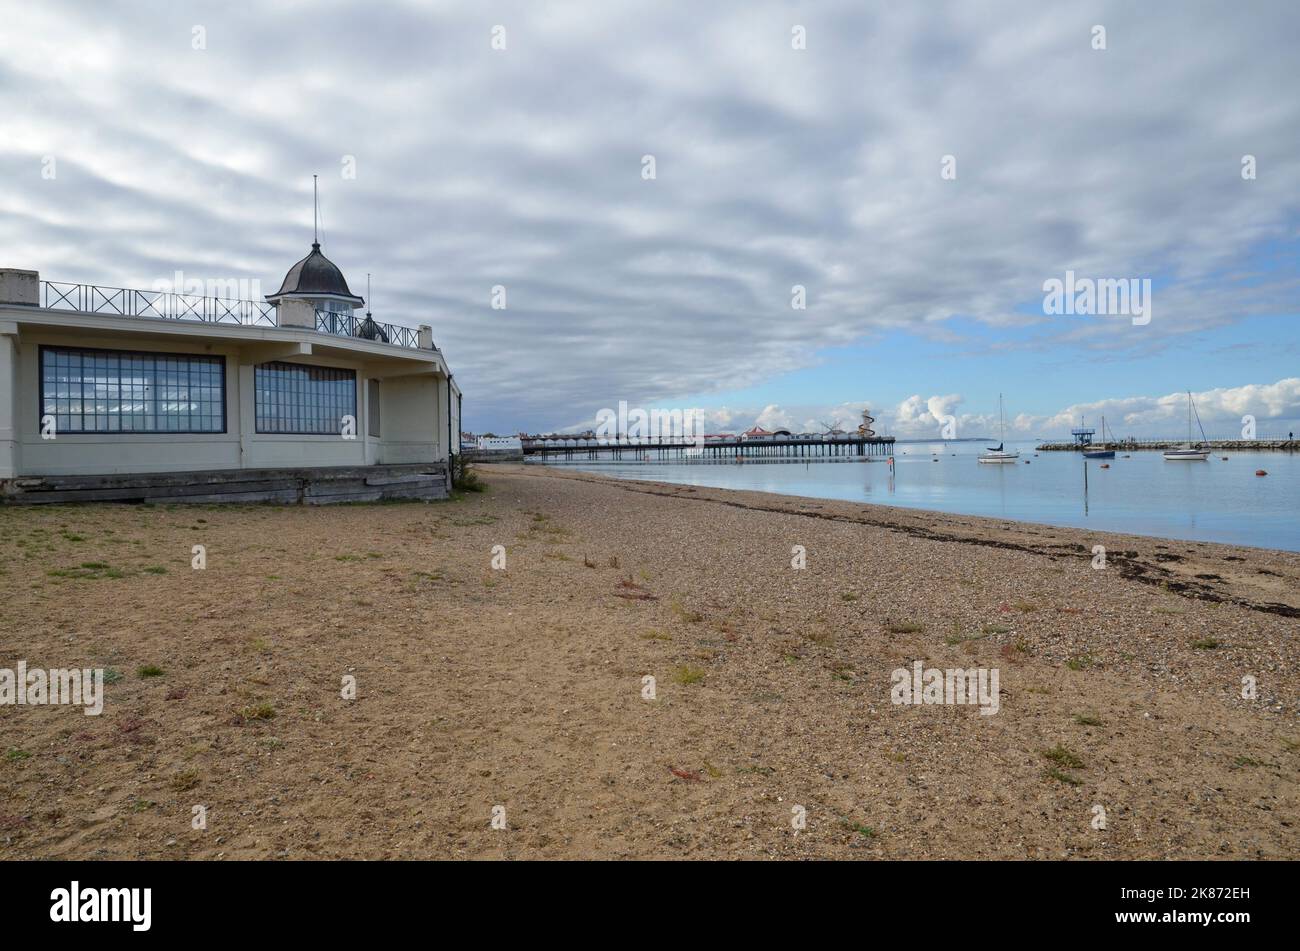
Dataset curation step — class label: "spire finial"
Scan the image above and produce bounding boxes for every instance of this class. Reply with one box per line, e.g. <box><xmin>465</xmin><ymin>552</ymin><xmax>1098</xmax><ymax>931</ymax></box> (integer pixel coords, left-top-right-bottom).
<box><xmin>366</xmin><ymin>272</ymin><xmax>372</xmax><ymax>318</ymax></box>
<box><xmin>312</xmin><ymin>174</ymin><xmax>319</xmax><ymax>247</ymax></box>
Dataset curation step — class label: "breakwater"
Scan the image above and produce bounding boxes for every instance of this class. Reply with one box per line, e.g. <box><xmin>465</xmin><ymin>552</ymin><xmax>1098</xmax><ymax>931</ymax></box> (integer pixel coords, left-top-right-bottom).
<box><xmin>1036</xmin><ymin>439</ymin><xmax>1298</xmax><ymax>452</ymax></box>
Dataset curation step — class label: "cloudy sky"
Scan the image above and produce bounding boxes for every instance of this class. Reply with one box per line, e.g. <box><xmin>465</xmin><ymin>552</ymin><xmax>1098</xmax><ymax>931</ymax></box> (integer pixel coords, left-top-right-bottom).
<box><xmin>2</xmin><ymin>0</ymin><xmax>1298</xmax><ymax>438</ymax></box>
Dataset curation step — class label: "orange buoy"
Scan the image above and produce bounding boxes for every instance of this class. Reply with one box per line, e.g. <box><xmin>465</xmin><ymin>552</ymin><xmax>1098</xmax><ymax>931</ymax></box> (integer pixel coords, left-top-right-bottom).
<box><xmin>1100</xmin><ymin>463</ymin><xmax>1110</xmax><ymax>469</ymax></box>
<box><xmin>1256</xmin><ymin>469</ymin><xmax>1268</xmax><ymax>477</ymax></box>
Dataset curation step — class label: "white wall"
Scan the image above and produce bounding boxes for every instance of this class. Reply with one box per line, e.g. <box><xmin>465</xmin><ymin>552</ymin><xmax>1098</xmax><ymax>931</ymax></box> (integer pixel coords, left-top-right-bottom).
<box><xmin>376</xmin><ymin>374</ymin><xmax>440</xmax><ymax>464</ymax></box>
<box><xmin>7</xmin><ymin>328</ymin><xmax>447</xmax><ymax>476</ymax></box>
<box><xmin>18</xmin><ymin>331</ymin><xmax>243</xmax><ymax>475</ymax></box>
<box><xmin>0</xmin><ymin>328</ymin><xmax>20</xmax><ymax>478</ymax></box>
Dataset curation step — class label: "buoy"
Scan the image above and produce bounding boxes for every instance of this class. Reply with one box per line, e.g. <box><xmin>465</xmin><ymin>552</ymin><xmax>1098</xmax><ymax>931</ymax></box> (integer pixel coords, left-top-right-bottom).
<box><xmin>1024</xmin><ymin>460</ymin><xmax>1031</xmax><ymax>464</ymax></box>
<box><xmin>1221</xmin><ymin>457</ymin><xmax>1228</xmax><ymax>461</ymax></box>
<box><xmin>1100</xmin><ymin>463</ymin><xmax>1110</xmax><ymax>469</ymax></box>
<box><xmin>1256</xmin><ymin>469</ymin><xmax>1268</xmax><ymax>477</ymax></box>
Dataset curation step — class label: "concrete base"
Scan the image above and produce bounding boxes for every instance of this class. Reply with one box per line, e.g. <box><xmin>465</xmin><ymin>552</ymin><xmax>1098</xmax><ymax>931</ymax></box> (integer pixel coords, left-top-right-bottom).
<box><xmin>462</xmin><ymin>448</ymin><xmax>524</xmax><ymax>463</ymax></box>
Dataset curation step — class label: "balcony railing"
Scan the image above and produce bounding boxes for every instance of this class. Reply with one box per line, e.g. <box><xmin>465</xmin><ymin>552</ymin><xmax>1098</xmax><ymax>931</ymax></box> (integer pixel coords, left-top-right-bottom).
<box><xmin>34</xmin><ymin>281</ymin><xmax>425</xmax><ymax>350</ymax></box>
<box><xmin>41</xmin><ymin>281</ymin><xmax>277</xmax><ymax>326</ymax></box>
<box><xmin>314</xmin><ymin>309</ymin><xmax>421</xmax><ymax>349</ymax></box>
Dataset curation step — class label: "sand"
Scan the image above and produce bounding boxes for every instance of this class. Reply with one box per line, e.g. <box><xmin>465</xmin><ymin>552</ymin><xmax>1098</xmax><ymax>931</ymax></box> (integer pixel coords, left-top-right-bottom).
<box><xmin>1</xmin><ymin>463</ymin><xmax>1297</xmax><ymax>859</ymax></box>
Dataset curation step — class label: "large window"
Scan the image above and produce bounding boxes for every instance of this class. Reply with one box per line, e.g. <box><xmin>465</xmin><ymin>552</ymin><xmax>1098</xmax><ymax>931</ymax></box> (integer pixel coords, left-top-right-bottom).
<box><xmin>40</xmin><ymin>346</ymin><xmax>225</xmax><ymax>434</ymax></box>
<box><xmin>255</xmin><ymin>362</ymin><xmax>356</xmax><ymax>435</ymax></box>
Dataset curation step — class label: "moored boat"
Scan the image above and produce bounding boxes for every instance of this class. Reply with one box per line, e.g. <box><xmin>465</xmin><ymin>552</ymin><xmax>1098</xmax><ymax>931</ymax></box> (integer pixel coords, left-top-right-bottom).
<box><xmin>1083</xmin><ymin>415</ymin><xmax>1116</xmax><ymax>459</ymax></box>
<box><xmin>1164</xmin><ymin>392</ymin><xmax>1210</xmax><ymax>461</ymax></box>
<box><xmin>978</xmin><ymin>395</ymin><xmax>1020</xmax><ymax>464</ymax></box>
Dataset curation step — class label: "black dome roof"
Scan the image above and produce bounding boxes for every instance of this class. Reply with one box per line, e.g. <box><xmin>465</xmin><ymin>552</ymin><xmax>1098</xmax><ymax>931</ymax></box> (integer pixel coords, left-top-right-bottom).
<box><xmin>269</xmin><ymin>242</ymin><xmax>363</xmax><ymax>304</ymax></box>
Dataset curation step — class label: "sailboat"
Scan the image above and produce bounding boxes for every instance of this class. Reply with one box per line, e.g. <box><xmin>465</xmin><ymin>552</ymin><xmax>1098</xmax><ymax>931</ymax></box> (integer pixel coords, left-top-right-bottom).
<box><xmin>978</xmin><ymin>394</ymin><xmax>1020</xmax><ymax>464</ymax></box>
<box><xmin>1083</xmin><ymin>416</ymin><xmax>1116</xmax><ymax>459</ymax></box>
<box><xmin>1164</xmin><ymin>391</ymin><xmax>1211</xmax><ymax>461</ymax></box>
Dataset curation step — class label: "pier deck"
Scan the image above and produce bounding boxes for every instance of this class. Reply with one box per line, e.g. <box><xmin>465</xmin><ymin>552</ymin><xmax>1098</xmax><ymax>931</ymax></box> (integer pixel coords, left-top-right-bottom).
<box><xmin>523</xmin><ymin>435</ymin><xmax>895</xmax><ymax>461</ymax></box>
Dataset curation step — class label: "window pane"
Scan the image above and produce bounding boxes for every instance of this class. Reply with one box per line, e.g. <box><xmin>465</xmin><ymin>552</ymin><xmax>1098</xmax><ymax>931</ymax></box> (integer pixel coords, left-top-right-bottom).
<box><xmin>254</xmin><ymin>362</ymin><xmax>356</xmax><ymax>435</ymax></box>
<box><xmin>39</xmin><ymin>346</ymin><xmax>224</xmax><ymax>434</ymax></box>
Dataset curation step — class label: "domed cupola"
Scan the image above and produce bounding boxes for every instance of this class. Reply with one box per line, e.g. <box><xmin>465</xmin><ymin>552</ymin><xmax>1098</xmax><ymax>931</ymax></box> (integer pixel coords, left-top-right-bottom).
<box><xmin>266</xmin><ymin>241</ymin><xmax>364</xmax><ymax>312</ymax></box>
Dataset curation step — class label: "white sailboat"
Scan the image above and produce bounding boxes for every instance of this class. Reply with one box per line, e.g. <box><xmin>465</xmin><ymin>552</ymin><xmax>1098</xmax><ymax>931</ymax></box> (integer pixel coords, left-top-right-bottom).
<box><xmin>978</xmin><ymin>394</ymin><xmax>1020</xmax><ymax>464</ymax></box>
<box><xmin>1164</xmin><ymin>391</ymin><xmax>1211</xmax><ymax>461</ymax></box>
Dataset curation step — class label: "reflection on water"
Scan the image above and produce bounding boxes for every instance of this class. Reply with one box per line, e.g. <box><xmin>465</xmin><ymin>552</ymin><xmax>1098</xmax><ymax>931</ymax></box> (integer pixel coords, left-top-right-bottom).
<box><xmin>1082</xmin><ymin>457</ymin><xmax>1089</xmax><ymax>517</ymax></box>
<box><xmin>541</xmin><ymin>440</ymin><xmax>1300</xmax><ymax>552</ymax></box>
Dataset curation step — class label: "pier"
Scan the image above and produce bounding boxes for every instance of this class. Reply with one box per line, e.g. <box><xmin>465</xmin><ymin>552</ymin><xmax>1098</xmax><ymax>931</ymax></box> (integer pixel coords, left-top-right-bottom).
<box><xmin>523</xmin><ymin>434</ymin><xmax>896</xmax><ymax>461</ymax></box>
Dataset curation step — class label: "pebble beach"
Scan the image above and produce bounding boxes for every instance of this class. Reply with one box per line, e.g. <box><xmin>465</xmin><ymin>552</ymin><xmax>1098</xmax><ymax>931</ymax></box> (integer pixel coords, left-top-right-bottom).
<box><xmin>1</xmin><ymin>464</ymin><xmax>1297</xmax><ymax>859</ymax></box>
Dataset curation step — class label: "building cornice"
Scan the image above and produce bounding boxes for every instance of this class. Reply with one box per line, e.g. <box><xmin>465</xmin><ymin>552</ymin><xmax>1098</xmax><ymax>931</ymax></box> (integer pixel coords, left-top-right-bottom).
<box><xmin>0</xmin><ymin>305</ymin><xmax>449</xmax><ymax>376</ymax></box>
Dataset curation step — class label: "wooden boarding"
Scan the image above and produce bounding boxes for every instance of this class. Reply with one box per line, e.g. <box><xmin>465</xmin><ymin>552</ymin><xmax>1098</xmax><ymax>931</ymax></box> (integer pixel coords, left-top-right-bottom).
<box><xmin>2</xmin><ymin>463</ymin><xmax>449</xmax><ymax>505</ymax></box>
<box><xmin>144</xmin><ymin>489</ymin><xmax>304</xmax><ymax>505</ymax></box>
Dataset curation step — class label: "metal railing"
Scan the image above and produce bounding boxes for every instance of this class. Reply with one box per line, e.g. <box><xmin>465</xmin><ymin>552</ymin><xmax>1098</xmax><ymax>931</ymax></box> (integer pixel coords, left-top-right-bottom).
<box><xmin>314</xmin><ymin>309</ymin><xmax>421</xmax><ymax>349</ymax></box>
<box><xmin>34</xmin><ymin>281</ymin><xmax>426</xmax><ymax>350</ymax></box>
<box><xmin>41</xmin><ymin>281</ymin><xmax>277</xmax><ymax>326</ymax></box>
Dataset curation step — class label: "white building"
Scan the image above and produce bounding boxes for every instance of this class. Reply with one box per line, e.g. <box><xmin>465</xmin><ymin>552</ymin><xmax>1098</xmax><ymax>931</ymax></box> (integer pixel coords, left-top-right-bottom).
<box><xmin>0</xmin><ymin>243</ymin><xmax>461</xmax><ymax>504</ymax></box>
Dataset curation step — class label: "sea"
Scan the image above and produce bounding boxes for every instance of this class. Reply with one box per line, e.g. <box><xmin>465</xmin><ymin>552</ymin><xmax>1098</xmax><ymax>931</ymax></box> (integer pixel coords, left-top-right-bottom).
<box><xmin>537</xmin><ymin>440</ymin><xmax>1300</xmax><ymax>553</ymax></box>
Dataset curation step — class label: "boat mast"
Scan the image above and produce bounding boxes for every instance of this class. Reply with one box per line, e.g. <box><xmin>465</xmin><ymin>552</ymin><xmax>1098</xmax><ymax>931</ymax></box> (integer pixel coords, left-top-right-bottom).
<box><xmin>1190</xmin><ymin>392</ymin><xmax>1208</xmax><ymax>446</ymax></box>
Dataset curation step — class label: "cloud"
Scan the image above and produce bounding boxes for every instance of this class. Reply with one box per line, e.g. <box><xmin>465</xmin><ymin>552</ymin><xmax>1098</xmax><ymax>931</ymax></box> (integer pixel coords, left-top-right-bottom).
<box><xmin>1035</xmin><ymin>378</ymin><xmax>1300</xmax><ymax>435</ymax></box>
<box><xmin>892</xmin><ymin>393</ymin><xmax>966</xmax><ymax>435</ymax></box>
<box><xmin>2</xmin><ymin>1</ymin><xmax>1298</xmax><ymax>431</ymax></box>
<box><xmin>894</xmin><ymin>378</ymin><xmax>1300</xmax><ymax>439</ymax></box>
<box><xmin>547</xmin><ymin>377</ymin><xmax>1300</xmax><ymax>441</ymax></box>
<box><xmin>754</xmin><ymin>404</ymin><xmax>794</xmax><ymax>431</ymax></box>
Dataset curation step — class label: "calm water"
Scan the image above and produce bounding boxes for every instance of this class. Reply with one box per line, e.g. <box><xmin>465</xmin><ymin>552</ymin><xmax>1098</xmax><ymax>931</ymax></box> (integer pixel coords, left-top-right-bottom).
<box><xmin>542</xmin><ymin>440</ymin><xmax>1300</xmax><ymax>552</ymax></box>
